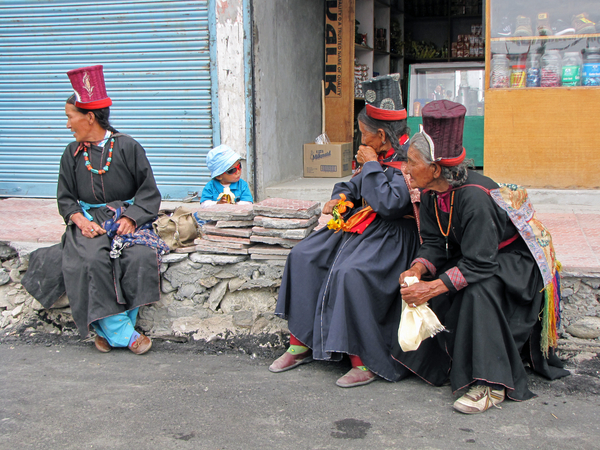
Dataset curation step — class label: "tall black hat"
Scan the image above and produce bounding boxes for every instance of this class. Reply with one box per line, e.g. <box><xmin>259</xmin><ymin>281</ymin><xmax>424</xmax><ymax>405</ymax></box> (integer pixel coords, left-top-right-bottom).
<box><xmin>361</xmin><ymin>74</ymin><xmax>407</xmax><ymax>121</ymax></box>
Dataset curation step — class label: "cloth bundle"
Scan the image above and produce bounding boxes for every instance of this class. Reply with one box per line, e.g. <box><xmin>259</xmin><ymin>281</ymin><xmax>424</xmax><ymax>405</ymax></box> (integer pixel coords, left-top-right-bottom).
<box><xmin>398</xmin><ymin>276</ymin><xmax>445</xmax><ymax>351</ymax></box>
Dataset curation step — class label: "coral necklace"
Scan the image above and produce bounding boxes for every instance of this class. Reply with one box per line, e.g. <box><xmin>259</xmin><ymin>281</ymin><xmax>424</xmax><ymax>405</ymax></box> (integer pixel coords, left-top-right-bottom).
<box><xmin>434</xmin><ymin>190</ymin><xmax>455</xmax><ymax>259</ymax></box>
<box><xmin>83</xmin><ymin>134</ymin><xmax>114</xmax><ymax>175</ymax></box>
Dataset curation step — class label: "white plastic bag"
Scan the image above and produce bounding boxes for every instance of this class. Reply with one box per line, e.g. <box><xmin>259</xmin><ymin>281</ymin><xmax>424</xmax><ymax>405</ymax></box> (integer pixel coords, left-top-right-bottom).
<box><xmin>398</xmin><ymin>277</ymin><xmax>445</xmax><ymax>352</ymax></box>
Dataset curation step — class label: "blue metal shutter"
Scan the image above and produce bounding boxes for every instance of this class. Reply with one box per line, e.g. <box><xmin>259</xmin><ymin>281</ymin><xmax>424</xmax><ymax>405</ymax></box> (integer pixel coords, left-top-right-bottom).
<box><xmin>0</xmin><ymin>0</ymin><xmax>214</xmax><ymax>199</ymax></box>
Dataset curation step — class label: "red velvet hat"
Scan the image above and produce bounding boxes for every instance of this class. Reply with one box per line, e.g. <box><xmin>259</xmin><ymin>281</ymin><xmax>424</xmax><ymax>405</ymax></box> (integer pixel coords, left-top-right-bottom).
<box><xmin>420</xmin><ymin>100</ymin><xmax>466</xmax><ymax>166</ymax></box>
<box><xmin>67</xmin><ymin>65</ymin><xmax>112</xmax><ymax>110</ymax></box>
<box><xmin>361</xmin><ymin>74</ymin><xmax>407</xmax><ymax>121</ymax></box>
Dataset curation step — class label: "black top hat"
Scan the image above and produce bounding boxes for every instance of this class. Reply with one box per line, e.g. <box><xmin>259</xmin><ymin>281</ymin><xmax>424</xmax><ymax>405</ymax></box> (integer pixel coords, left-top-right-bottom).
<box><xmin>361</xmin><ymin>74</ymin><xmax>407</xmax><ymax>121</ymax></box>
<box><xmin>421</xmin><ymin>100</ymin><xmax>466</xmax><ymax>166</ymax></box>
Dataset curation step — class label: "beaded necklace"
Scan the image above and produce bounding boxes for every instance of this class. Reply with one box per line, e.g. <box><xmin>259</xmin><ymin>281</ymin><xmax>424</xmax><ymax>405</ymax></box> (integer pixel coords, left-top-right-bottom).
<box><xmin>434</xmin><ymin>190</ymin><xmax>455</xmax><ymax>259</ymax></box>
<box><xmin>83</xmin><ymin>133</ymin><xmax>114</xmax><ymax>175</ymax></box>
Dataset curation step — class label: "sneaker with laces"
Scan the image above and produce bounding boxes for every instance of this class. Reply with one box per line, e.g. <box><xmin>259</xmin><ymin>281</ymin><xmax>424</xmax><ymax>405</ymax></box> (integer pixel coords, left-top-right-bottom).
<box><xmin>572</xmin><ymin>13</ymin><xmax>596</xmax><ymax>34</ymax></box>
<box><xmin>552</xmin><ymin>19</ymin><xmax>575</xmax><ymax>36</ymax></box>
<box><xmin>513</xmin><ymin>16</ymin><xmax>533</xmax><ymax>37</ymax></box>
<box><xmin>453</xmin><ymin>385</ymin><xmax>505</xmax><ymax>414</ymax></box>
<box><xmin>537</xmin><ymin>13</ymin><xmax>552</xmax><ymax>36</ymax></box>
<box><xmin>495</xmin><ymin>16</ymin><xmax>512</xmax><ymax>37</ymax></box>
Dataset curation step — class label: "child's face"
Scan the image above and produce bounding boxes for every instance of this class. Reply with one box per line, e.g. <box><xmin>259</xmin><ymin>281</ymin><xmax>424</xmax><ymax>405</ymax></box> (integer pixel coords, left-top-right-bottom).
<box><xmin>216</xmin><ymin>160</ymin><xmax>242</xmax><ymax>184</ymax></box>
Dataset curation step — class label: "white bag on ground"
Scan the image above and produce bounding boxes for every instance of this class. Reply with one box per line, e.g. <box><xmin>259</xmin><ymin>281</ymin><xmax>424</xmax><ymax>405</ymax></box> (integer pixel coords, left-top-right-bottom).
<box><xmin>398</xmin><ymin>277</ymin><xmax>445</xmax><ymax>352</ymax></box>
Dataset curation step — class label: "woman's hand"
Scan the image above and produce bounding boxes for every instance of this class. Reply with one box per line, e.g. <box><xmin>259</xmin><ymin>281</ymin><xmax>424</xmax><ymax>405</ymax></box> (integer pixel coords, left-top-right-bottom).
<box><xmin>356</xmin><ymin>145</ymin><xmax>379</xmax><ymax>165</ymax></box>
<box><xmin>71</xmin><ymin>212</ymin><xmax>107</xmax><ymax>239</ymax></box>
<box><xmin>322</xmin><ymin>198</ymin><xmax>340</xmax><ymax>215</ymax></box>
<box><xmin>116</xmin><ymin>216</ymin><xmax>136</xmax><ymax>235</ymax></box>
<box><xmin>400</xmin><ymin>279</ymin><xmax>448</xmax><ymax>307</ymax></box>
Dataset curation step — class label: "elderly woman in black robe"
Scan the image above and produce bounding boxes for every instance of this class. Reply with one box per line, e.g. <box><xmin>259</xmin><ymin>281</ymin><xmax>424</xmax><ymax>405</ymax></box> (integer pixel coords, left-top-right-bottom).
<box><xmin>392</xmin><ymin>100</ymin><xmax>568</xmax><ymax>413</ymax></box>
<box><xmin>23</xmin><ymin>65</ymin><xmax>162</xmax><ymax>355</ymax></box>
<box><xmin>270</xmin><ymin>75</ymin><xmax>420</xmax><ymax>387</ymax></box>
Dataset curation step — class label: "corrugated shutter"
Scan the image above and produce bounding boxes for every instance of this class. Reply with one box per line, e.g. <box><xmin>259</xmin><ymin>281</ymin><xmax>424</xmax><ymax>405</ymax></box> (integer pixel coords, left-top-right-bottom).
<box><xmin>0</xmin><ymin>0</ymin><xmax>213</xmax><ymax>200</ymax></box>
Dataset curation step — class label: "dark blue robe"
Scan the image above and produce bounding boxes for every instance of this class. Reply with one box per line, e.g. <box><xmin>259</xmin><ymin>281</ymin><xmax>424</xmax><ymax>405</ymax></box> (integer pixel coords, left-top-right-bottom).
<box><xmin>275</xmin><ymin>154</ymin><xmax>420</xmax><ymax>381</ymax></box>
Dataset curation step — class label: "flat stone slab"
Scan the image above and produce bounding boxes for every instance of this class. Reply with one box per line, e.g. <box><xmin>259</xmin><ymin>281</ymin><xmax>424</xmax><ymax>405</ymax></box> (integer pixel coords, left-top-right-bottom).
<box><xmin>198</xmin><ymin>235</ymin><xmax>251</xmax><ymax>248</ymax></box>
<box><xmin>194</xmin><ymin>243</ymin><xmax>249</xmax><ymax>255</ymax></box>
<box><xmin>253</xmin><ymin>215</ymin><xmax>318</xmax><ymax>229</ymax></box>
<box><xmin>252</xmin><ymin>224</ymin><xmax>316</xmax><ymax>239</ymax></box>
<box><xmin>173</xmin><ymin>246</ymin><xmax>199</xmax><ymax>253</ymax></box>
<box><xmin>250</xmin><ymin>235</ymin><xmax>302</xmax><ymax>248</ymax></box>
<box><xmin>202</xmin><ymin>224</ymin><xmax>253</xmax><ymax>238</ymax></box>
<box><xmin>250</xmin><ymin>254</ymin><xmax>289</xmax><ymax>261</ymax></box>
<box><xmin>161</xmin><ymin>253</ymin><xmax>189</xmax><ymax>263</ymax></box>
<box><xmin>194</xmin><ymin>204</ymin><xmax>254</xmax><ymax>221</ymax></box>
<box><xmin>253</xmin><ymin>198</ymin><xmax>320</xmax><ymax>219</ymax></box>
<box><xmin>189</xmin><ymin>253</ymin><xmax>249</xmax><ymax>265</ymax></box>
<box><xmin>215</xmin><ymin>220</ymin><xmax>255</xmax><ymax>228</ymax></box>
<box><xmin>566</xmin><ymin>316</ymin><xmax>600</xmax><ymax>339</ymax></box>
<box><xmin>248</xmin><ymin>244</ymin><xmax>291</xmax><ymax>256</ymax></box>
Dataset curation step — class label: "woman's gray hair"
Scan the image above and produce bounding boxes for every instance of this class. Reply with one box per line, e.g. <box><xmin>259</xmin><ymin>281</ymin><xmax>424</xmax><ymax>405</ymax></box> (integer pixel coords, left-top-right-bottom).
<box><xmin>357</xmin><ymin>108</ymin><xmax>410</xmax><ymax>159</ymax></box>
<box><xmin>410</xmin><ymin>133</ymin><xmax>472</xmax><ymax>187</ymax></box>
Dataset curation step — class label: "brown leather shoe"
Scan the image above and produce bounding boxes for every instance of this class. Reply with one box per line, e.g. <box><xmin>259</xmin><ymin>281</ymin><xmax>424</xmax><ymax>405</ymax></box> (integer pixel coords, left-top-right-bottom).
<box><xmin>129</xmin><ymin>334</ymin><xmax>152</xmax><ymax>355</ymax></box>
<box><xmin>269</xmin><ymin>348</ymin><xmax>313</xmax><ymax>373</ymax></box>
<box><xmin>336</xmin><ymin>367</ymin><xmax>377</xmax><ymax>388</ymax></box>
<box><xmin>94</xmin><ymin>335</ymin><xmax>112</xmax><ymax>353</ymax></box>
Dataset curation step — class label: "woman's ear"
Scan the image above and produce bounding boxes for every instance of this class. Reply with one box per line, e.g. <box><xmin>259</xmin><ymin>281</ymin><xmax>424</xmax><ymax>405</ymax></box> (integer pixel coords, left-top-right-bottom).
<box><xmin>87</xmin><ymin>111</ymin><xmax>96</xmax><ymax>125</ymax></box>
<box><xmin>378</xmin><ymin>128</ymin><xmax>386</xmax><ymax>143</ymax></box>
<box><xmin>431</xmin><ymin>163</ymin><xmax>442</xmax><ymax>178</ymax></box>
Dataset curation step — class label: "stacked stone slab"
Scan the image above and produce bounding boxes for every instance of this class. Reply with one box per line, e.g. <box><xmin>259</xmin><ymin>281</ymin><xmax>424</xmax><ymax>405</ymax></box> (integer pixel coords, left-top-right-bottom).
<box><xmin>187</xmin><ymin>204</ymin><xmax>255</xmax><ymax>258</ymax></box>
<box><xmin>250</xmin><ymin>198</ymin><xmax>321</xmax><ymax>260</ymax></box>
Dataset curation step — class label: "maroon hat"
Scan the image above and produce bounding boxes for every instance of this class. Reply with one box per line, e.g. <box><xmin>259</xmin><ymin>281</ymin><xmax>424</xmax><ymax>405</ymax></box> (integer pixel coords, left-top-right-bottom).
<box><xmin>420</xmin><ymin>100</ymin><xmax>466</xmax><ymax>166</ymax></box>
<box><xmin>67</xmin><ymin>65</ymin><xmax>112</xmax><ymax>110</ymax></box>
<box><xmin>362</xmin><ymin>74</ymin><xmax>407</xmax><ymax>121</ymax></box>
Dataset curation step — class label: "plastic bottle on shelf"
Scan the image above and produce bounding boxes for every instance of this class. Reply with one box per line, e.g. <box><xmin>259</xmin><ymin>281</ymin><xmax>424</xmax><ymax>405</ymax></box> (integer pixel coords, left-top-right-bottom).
<box><xmin>510</xmin><ymin>64</ymin><xmax>526</xmax><ymax>88</ymax></box>
<box><xmin>526</xmin><ymin>53</ymin><xmax>541</xmax><ymax>87</ymax></box>
<box><xmin>541</xmin><ymin>49</ymin><xmax>562</xmax><ymax>87</ymax></box>
<box><xmin>582</xmin><ymin>47</ymin><xmax>600</xmax><ymax>87</ymax></box>
<box><xmin>490</xmin><ymin>53</ymin><xmax>510</xmax><ymax>88</ymax></box>
<box><xmin>561</xmin><ymin>52</ymin><xmax>583</xmax><ymax>86</ymax></box>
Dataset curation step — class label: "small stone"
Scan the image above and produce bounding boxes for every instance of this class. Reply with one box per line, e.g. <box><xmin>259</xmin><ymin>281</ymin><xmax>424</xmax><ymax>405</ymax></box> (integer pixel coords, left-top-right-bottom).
<box><xmin>162</xmin><ymin>253</ymin><xmax>189</xmax><ymax>263</ymax></box>
<box><xmin>208</xmin><ymin>281</ymin><xmax>228</xmax><ymax>312</ymax></box>
<box><xmin>233</xmin><ymin>310</ymin><xmax>254</xmax><ymax>328</ymax></box>
<box><xmin>51</xmin><ymin>295</ymin><xmax>70</xmax><ymax>309</ymax></box>
<box><xmin>561</xmin><ymin>288</ymin><xmax>574</xmax><ymax>297</ymax></box>
<box><xmin>0</xmin><ymin>270</ymin><xmax>10</xmax><ymax>286</ymax></box>
<box><xmin>228</xmin><ymin>278</ymin><xmax>246</xmax><ymax>292</ymax></box>
<box><xmin>11</xmin><ymin>304</ymin><xmax>24</xmax><ymax>317</ymax></box>
<box><xmin>31</xmin><ymin>300</ymin><xmax>45</xmax><ymax>311</ymax></box>
<box><xmin>160</xmin><ymin>263</ymin><xmax>169</xmax><ymax>274</ymax></box>
<box><xmin>161</xmin><ymin>279</ymin><xmax>177</xmax><ymax>294</ymax></box>
<box><xmin>13</xmin><ymin>296</ymin><xmax>26</xmax><ymax>305</ymax></box>
<box><xmin>9</xmin><ymin>269</ymin><xmax>22</xmax><ymax>283</ymax></box>
<box><xmin>199</xmin><ymin>276</ymin><xmax>220</xmax><ymax>288</ymax></box>
<box><xmin>566</xmin><ymin>316</ymin><xmax>600</xmax><ymax>339</ymax></box>
<box><xmin>173</xmin><ymin>246</ymin><xmax>198</xmax><ymax>253</ymax></box>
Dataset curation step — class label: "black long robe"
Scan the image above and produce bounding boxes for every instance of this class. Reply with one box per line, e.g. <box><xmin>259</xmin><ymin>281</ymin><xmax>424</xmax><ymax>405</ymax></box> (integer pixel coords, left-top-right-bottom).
<box><xmin>275</xmin><ymin>154</ymin><xmax>420</xmax><ymax>381</ymax></box>
<box><xmin>22</xmin><ymin>134</ymin><xmax>162</xmax><ymax>337</ymax></box>
<box><xmin>391</xmin><ymin>171</ymin><xmax>568</xmax><ymax>400</ymax></box>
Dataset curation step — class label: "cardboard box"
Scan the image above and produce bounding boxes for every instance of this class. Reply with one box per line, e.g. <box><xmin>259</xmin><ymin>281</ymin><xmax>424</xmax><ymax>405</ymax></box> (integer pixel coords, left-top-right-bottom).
<box><xmin>303</xmin><ymin>143</ymin><xmax>353</xmax><ymax>178</ymax></box>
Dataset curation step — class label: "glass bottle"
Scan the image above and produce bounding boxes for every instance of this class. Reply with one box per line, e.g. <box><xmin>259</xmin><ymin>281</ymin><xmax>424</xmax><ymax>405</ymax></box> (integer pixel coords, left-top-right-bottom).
<box><xmin>541</xmin><ymin>49</ymin><xmax>562</xmax><ymax>87</ymax></box>
<box><xmin>526</xmin><ymin>53</ymin><xmax>541</xmax><ymax>87</ymax></box>
<box><xmin>490</xmin><ymin>53</ymin><xmax>510</xmax><ymax>88</ymax></box>
<box><xmin>561</xmin><ymin>51</ymin><xmax>583</xmax><ymax>86</ymax></box>
<box><xmin>582</xmin><ymin>47</ymin><xmax>600</xmax><ymax>87</ymax></box>
<box><xmin>510</xmin><ymin>64</ymin><xmax>526</xmax><ymax>88</ymax></box>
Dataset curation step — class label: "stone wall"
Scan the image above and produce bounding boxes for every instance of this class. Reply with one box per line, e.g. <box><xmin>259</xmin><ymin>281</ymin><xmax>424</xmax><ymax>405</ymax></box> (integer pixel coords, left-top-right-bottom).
<box><xmin>1</xmin><ymin>242</ymin><xmax>600</xmax><ymax>355</ymax></box>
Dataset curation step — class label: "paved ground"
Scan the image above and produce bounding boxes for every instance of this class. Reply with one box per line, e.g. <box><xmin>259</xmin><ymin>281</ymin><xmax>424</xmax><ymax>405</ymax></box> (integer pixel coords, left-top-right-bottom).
<box><xmin>1</xmin><ymin>197</ymin><xmax>599</xmax><ymax>273</ymax></box>
<box><xmin>1</xmin><ymin>337</ymin><xmax>600</xmax><ymax>450</ymax></box>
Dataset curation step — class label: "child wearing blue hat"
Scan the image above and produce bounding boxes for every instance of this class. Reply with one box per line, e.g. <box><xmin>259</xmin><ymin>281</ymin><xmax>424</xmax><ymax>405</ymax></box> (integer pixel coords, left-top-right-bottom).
<box><xmin>200</xmin><ymin>144</ymin><xmax>254</xmax><ymax>206</ymax></box>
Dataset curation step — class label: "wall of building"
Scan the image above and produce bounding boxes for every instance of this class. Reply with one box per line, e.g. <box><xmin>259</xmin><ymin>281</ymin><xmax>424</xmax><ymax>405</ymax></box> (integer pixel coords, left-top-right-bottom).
<box><xmin>252</xmin><ymin>1</ymin><xmax>325</xmax><ymax>200</ymax></box>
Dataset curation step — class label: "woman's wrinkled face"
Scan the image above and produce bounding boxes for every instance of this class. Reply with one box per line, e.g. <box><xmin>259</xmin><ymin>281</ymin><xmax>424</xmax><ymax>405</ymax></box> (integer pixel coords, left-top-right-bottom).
<box><xmin>65</xmin><ymin>103</ymin><xmax>93</xmax><ymax>142</ymax></box>
<box><xmin>406</xmin><ymin>146</ymin><xmax>435</xmax><ymax>189</ymax></box>
<box><xmin>358</xmin><ymin>121</ymin><xmax>385</xmax><ymax>153</ymax></box>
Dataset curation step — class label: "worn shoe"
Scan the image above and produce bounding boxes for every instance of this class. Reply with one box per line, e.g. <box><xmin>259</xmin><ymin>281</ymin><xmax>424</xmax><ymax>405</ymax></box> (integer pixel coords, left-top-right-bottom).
<box><xmin>536</xmin><ymin>12</ymin><xmax>552</xmax><ymax>36</ymax></box>
<box><xmin>453</xmin><ymin>385</ymin><xmax>505</xmax><ymax>414</ymax></box>
<box><xmin>269</xmin><ymin>348</ymin><xmax>313</xmax><ymax>373</ymax></box>
<box><xmin>94</xmin><ymin>335</ymin><xmax>111</xmax><ymax>353</ymax></box>
<box><xmin>572</xmin><ymin>13</ymin><xmax>596</xmax><ymax>34</ymax></box>
<box><xmin>129</xmin><ymin>333</ymin><xmax>152</xmax><ymax>355</ymax></box>
<box><xmin>335</xmin><ymin>367</ymin><xmax>377</xmax><ymax>388</ymax></box>
<box><xmin>513</xmin><ymin>16</ymin><xmax>533</xmax><ymax>37</ymax></box>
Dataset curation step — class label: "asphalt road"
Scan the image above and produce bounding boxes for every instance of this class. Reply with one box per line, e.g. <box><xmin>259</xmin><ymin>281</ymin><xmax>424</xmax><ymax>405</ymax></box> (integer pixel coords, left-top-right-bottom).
<box><xmin>1</xmin><ymin>337</ymin><xmax>600</xmax><ymax>450</ymax></box>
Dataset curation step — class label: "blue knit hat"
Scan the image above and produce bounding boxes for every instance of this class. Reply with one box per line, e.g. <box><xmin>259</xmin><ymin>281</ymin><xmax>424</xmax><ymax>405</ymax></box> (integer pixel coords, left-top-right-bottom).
<box><xmin>206</xmin><ymin>144</ymin><xmax>243</xmax><ymax>178</ymax></box>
